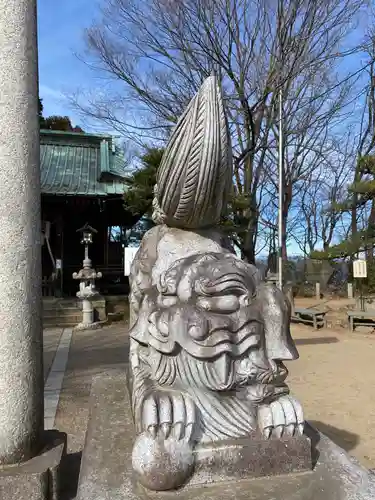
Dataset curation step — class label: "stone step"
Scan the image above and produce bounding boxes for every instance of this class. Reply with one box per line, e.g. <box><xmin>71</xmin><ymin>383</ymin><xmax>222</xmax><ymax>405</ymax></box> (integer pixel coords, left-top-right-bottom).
<box><xmin>43</xmin><ymin>314</ymin><xmax>82</xmax><ymax>328</ymax></box>
<box><xmin>43</xmin><ymin>302</ymin><xmax>80</xmax><ymax>311</ymax></box>
<box><xmin>43</xmin><ymin>320</ymin><xmax>79</xmax><ymax>328</ymax></box>
<box><xmin>43</xmin><ymin>307</ymin><xmax>81</xmax><ymax>318</ymax></box>
<box><xmin>43</xmin><ymin>314</ymin><xmax>81</xmax><ymax>321</ymax></box>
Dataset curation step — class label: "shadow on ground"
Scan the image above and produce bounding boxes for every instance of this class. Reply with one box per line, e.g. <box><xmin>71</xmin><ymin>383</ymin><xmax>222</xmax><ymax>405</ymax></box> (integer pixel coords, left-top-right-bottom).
<box><xmin>60</xmin><ymin>451</ymin><xmax>82</xmax><ymax>500</ymax></box>
<box><xmin>295</xmin><ymin>337</ymin><xmax>339</xmax><ymax>345</ymax></box>
<box><xmin>309</xmin><ymin>420</ymin><xmax>359</xmax><ymax>453</ymax></box>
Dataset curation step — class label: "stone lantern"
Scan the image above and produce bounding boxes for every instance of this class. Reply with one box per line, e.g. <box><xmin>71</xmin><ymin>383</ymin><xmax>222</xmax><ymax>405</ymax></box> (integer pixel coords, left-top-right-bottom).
<box><xmin>73</xmin><ymin>223</ymin><xmax>103</xmax><ymax>330</ymax></box>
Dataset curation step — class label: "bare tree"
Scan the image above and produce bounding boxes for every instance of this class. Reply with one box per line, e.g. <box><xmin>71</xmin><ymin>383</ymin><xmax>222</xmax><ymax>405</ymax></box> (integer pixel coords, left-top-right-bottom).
<box><xmin>74</xmin><ymin>0</ymin><xmax>365</xmax><ymax>262</ymax></box>
<box><xmin>290</xmin><ymin>135</ymin><xmax>354</xmax><ymax>256</ymax></box>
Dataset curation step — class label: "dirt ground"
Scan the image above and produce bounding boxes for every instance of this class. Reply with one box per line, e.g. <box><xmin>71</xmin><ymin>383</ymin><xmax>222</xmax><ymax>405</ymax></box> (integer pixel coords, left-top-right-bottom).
<box><xmin>288</xmin><ymin>297</ymin><xmax>375</xmax><ymax>468</ymax></box>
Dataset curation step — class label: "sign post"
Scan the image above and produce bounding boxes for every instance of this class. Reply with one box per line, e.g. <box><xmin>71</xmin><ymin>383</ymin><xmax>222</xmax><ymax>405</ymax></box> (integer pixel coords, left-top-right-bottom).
<box><xmin>353</xmin><ymin>259</ymin><xmax>367</xmax><ymax>311</ymax></box>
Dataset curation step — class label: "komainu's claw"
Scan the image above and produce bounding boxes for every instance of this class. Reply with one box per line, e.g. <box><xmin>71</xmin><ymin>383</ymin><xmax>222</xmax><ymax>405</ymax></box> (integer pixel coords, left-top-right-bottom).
<box><xmin>288</xmin><ymin>396</ymin><xmax>304</xmax><ymax>435</ymax></box>
<box><xmin>279</xmin><ymin>395</ymin><xmax>297</xmax><ymax>437</ymax></box>
<box><xmin>140</xmin><ymin>391</ymin><xmax>196</xmax><ymax>443</ymax></box>
<box><xmin>270</xmin><ymin>400</ymin><xmax>285</xmax><ymax>437</ymax></box>
<box><xmin>258</xmin><ymin>404</ymin><xmax>273</xmax><ymax>439</ymax></box>
<box><xmin>257</xmin><ymin>395</ymin><xmax>304</xmax><ymax>439</ymax></box>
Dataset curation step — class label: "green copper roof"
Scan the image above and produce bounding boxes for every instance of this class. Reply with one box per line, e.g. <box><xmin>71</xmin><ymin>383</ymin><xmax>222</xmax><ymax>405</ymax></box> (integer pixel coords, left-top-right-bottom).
<box><xmin>40</xmin><ymin>129</ymin><xmax>127</xmax><ymax>196</ymax></box>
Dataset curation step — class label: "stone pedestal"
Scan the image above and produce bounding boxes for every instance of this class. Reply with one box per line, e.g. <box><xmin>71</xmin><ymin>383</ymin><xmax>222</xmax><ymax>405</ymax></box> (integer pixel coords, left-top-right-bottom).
<box><xmin>82</xmin><ymin>297</ymin><xmax>94</xmax><ymax>325</ymax></box>
<box><xmin>91</xmin><ymin>295</ymin><xmax>107</xmax><ymax>322</ymax></box>
<box><xmin>76</xmin><ymin>372</ymin><xmax>375</xmax><ymax>500</ymax></box>
<box><xmin>0</xmin><ymin>430</ymin><xmax>67</xmax><ymax>500</ymax></box>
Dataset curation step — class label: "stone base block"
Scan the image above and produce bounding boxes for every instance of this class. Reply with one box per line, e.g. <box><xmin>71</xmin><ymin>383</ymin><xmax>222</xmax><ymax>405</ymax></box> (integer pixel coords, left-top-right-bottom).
<box><xmin>0</xmin><ymin>430</ymin><xmax>67</xmax><ymax>500</ymax></box>
<box><xmin>191</xmin><ymin>434</ymin><xmax>311</xmax><ymax>485</ymax></box>
<box><xmin>74</xmin><ymin>321</ymin><xmax>105</xmax><ymax>331</ymax></box>
<box><xmin>91</xmin><ymin>295</ymin><xmax>107</xmax><ymax>322</ymax></box>
<box><xmin>77</xmin><ymin>372</ymin><xmax>375</xmax><ymax>500</ymax></box>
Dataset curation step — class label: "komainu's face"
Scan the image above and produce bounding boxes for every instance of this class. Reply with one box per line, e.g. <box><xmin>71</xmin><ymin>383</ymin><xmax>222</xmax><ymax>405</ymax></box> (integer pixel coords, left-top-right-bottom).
<box><xmin>131</xmin><ymin>252</ymin><xmax>298</xmax><ymax>405</ymax></box>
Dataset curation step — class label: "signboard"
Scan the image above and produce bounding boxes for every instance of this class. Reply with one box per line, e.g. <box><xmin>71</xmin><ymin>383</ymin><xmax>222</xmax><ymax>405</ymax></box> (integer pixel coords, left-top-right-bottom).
<box><xmin>124</xmin><ymin>247</ymin><xmax>139</xmax><ymax>276</ymax></box>
<box><xmin>56</xmin><ymin>259</ymin><xmax>62</xmax><ymax>270</ymax></box>
<box><xmin>353</xmin><ymin>259</ymin><xmax>367</xmax><ymax>278</ymax></box>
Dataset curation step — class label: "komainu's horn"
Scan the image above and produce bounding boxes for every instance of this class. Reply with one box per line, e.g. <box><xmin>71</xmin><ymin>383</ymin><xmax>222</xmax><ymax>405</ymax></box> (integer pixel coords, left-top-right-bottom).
<box><xmin>152</xmin><ymin>75</ymin><xmax>233</xmax><ymax>229</ymax></box>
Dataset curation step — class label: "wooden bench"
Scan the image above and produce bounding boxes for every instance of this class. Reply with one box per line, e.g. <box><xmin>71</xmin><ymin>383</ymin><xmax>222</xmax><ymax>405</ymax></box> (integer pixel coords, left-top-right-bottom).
<box><xmin>347</xmin><ymin>310</ymin><xmax>375</xmax><ymax>332</ymax></box>
<box><xmin>292</xmin><ymin>308</ymin><xmax>327</xmax><ymax>329</ymax></box>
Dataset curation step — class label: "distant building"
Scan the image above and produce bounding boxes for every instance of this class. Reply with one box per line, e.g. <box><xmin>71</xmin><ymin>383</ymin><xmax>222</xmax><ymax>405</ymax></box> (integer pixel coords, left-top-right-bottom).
<box><xmin>40</xmin><ymin>129</ymin><xmax>137</xmax><ymax>297</ymax></box>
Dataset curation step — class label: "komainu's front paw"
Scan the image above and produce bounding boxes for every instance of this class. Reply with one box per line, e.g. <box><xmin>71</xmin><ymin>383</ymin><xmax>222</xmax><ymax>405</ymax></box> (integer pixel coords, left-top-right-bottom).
<box><xmin>132</xmin><ymin>390</ymin><xmax>196</xmax><ymax>491</ymax></box>
<box><xmin>141</xmin><ymin>390</ymin><xmax>196</xmax><ymax>442</ymax></box>
<box><xmin>257</xmin><ymin>395</ymin><xmax>304</xmax><ymax>439</ymax></box>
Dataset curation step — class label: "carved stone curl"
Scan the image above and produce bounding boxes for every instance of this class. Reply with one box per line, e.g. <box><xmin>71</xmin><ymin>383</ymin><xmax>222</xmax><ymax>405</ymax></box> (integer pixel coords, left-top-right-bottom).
<box><xmin>128</xmin><ymin>75</ymin><xmax>306</xmax><ymax>492</ymax></box>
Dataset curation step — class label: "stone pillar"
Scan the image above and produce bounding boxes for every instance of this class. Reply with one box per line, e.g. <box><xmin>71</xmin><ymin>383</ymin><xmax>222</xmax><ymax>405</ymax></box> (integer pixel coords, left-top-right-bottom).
<box><xmin>82</xmin><ymin>299</ymin><xmax>94</xmax><ymax>325</ymax></box>
<box><xmin>0</xmin><ymin>0</ymin><xmax>44</xmax><ymax>464</ymax></box>
<box><xmin>347</xmin><ymin>283</ymin><xmax>353</xmax><ymax>299</ymax></box>
<box><xmin>315</xmin><ymin>282</ymin><xmax>321</xmax><ymax>300</ymax></box>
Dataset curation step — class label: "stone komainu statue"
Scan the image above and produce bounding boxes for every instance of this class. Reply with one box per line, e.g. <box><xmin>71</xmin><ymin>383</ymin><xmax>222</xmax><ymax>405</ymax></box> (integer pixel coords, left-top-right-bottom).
<box><xmin>128</xmin><ymin>76</ymin><xmax>306</xmax><ymax>492</ymax></box>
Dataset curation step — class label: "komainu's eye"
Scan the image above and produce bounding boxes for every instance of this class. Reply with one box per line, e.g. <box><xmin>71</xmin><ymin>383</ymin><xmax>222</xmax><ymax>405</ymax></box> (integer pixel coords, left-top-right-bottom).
<box><xmin>196</xmin><ymin>295</ymin><xmax>240</xmax><ymax>313</ymax></box>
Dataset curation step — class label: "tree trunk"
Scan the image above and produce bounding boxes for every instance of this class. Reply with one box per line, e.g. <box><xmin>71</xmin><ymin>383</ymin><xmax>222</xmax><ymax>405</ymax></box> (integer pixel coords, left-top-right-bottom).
<box><xmin>281</xmin><ymin>181</ymin><xmax>293</xmax><ymax>261</ymax></box>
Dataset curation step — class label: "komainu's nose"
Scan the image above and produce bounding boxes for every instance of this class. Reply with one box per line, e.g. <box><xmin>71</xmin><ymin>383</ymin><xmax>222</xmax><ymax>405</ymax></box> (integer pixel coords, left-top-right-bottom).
<box><xmin>257</xmin><ymin>283</ymin><xmax>299</xmax><ymax>362</ymax></box>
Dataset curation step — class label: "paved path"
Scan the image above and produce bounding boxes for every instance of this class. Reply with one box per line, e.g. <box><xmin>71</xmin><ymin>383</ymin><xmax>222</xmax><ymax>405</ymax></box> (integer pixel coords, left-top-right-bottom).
<box><xmin>42</xmin><ymin>321</ymin><xmax>375</xmax><ymax>498</ymax></box>
<box><xmin>44</xmin><ymin>328</ymin><xmax>72</xmax><ymax>430</ymax></box>
<box><xmin>43</xmin><ymin>328</ymin><xmax>64</xmax><ymax>381</ymax></box>
<box><xmin>46</xmin><ymin>324</ymin><xmax>128</xmax><ymax>499</ymax></box>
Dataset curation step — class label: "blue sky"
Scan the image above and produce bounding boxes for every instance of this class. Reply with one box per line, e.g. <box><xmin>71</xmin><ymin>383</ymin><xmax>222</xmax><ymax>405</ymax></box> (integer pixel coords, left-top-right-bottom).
<box><xmin>37</xmin><ymin>0</ymin><xmax>369</xmax><ymax>135</ymax></box>
<box><xmin>37</xmin><ymin>0</ymin><xmax>99</xmax><ymax>129</ymax></box>
<box><xmin>37</xmin><ymin>0</ymin><xmax>370</xmax><ymax>256</ymax></box>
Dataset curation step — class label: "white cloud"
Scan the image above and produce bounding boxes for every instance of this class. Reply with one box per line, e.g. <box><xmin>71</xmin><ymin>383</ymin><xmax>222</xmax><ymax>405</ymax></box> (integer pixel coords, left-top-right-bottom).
<box><xmin>39</xmin><ymin>84</ymin><xmax>65</xmax><ymax>101</ymax></box>
<box><xmin>39</xmin><ymin>84</ymin><xmax>85</xmax><ymax>128</ymax></box>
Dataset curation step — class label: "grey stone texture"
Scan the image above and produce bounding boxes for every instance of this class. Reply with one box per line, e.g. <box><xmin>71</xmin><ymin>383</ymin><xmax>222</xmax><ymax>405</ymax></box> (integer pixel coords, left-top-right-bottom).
<box><xmin>73</xmin><ymin>258</ymin><xmax>103</xmax><ymax>329</ymax></box>
<box><xmin>0</xmin><ymin>0</ymin><xmax>44</xmax><ymax>464</ymax></box>
<box><xmin>129</xmin><ymin>249</ymin><xmax>305</xmax><ymax>486</ymax></box>
<box><xmin>77</xmin><ymin>372</ymin><xmax>375</xmax><ymax>500</ymax></box>
<box><xmin>191</xmin><ymin>434</ymin><xmax>312</xmax><ymax>485</ymax></box>
<box><xmin>44</xmin><ymin>328</ymin><xmax>72</xmax><ymax>430</ymax></box>
<box><xmin>91</xmin><ymin>296</ymin><xmax>107</xmax><ymax>322</ymax></box>
<box><xmin>152</xmin><ymin>76</ymin><xmax>232</xmax><ymax>230</ymax></box>
<box><xmin>128</xmin><ymin>76</ymin><xmax>307</xmax><ymax>490</ymax></box>
<box><xmin>76</xmin><ymin>371</ymin><xmax>129</xmax><ymax>500</ymax></box>
<box><xmin>0</xmin><ymin>430</ymin><xmax>67</xmax><ymax>500</ymax></box>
